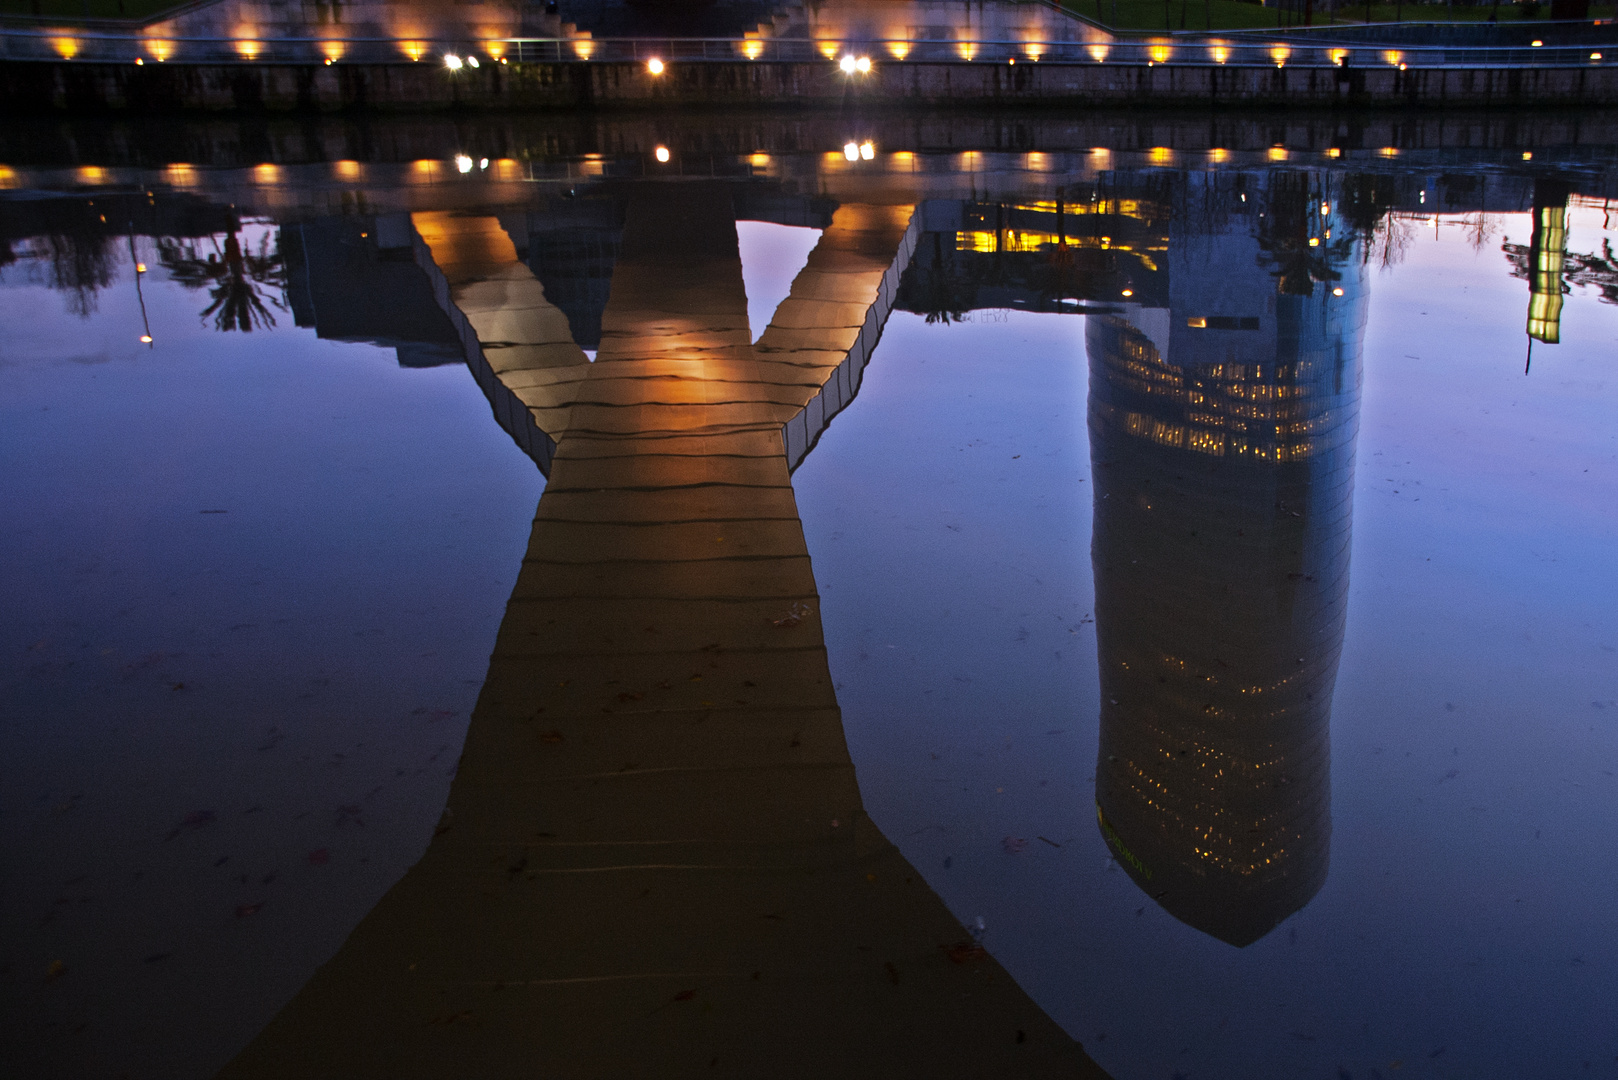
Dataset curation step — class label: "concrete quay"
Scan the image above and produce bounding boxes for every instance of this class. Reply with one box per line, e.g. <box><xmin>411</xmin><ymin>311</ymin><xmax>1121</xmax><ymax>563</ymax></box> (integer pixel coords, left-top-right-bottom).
<box><xmin>6</xmin><ymin>57</ymin><xmax>1618</xmax><ymax>114</ymax></box>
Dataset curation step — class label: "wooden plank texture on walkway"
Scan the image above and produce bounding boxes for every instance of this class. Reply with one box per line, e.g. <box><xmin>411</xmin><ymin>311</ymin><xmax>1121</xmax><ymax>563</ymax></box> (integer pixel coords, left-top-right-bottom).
<box><xmin>217</xmin><ymin>183</ymin><xmax>1109</xmax><ymax>1080</ymax></box>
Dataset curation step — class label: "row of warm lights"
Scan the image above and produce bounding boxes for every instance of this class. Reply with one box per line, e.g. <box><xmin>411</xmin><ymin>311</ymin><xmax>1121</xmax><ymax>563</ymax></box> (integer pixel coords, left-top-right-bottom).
<box><xmin>33</xmin><ymin>142</ymin><xmax>1478</xmax><ymax>191</ymax></box>
<box><xmin>645</xmin><ymin>142</ymin><xmax>872</xmax><ymax>164</ymax></box>
<box><xmin>65</xmin><ymin>158</ymin><xmax>538</xmax><ymax>186</ymax></box>
<box><xmin>108</xmin><ymin>41</ymin><xmax>534</xmax><ymax>66</ymax></box>
<box><xmin>444</xmin><ymin>52</ymin><xmax>507</xmax><ymax>69</ymax></box>
<box><xmin>1133</xmin><ymin>146</ymin><xmax>1411</xmax><ymax>163</ymax></box>
<box><xmin>52</xmin><ymin>36</ymin><xmax>1612</xmax><ymax>67</ymax></box>
<box><xmin>25</xmin><ymin>145</ymin><xmax>1542</xmax><ymax>191</ymax></box>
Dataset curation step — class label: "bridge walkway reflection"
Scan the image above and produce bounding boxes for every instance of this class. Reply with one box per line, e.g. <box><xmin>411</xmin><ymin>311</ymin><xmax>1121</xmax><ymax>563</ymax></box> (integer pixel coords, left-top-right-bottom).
<box><xmin>217</xmin><ymin>183</ymin><xmax>1108</xmax><ymax>1078</ymax></box>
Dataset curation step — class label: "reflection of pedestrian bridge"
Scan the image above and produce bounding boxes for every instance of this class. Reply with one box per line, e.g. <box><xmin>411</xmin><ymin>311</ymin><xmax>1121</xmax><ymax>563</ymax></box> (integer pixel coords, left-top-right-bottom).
<box><xmin>223</xmin><ymin>166</ymin><xmax>1378</xmax><ymax>1074</ymax></box>
<box><xmin>220</xmin><ymin>183</ymin><xmax>1109</xmax><ymax>1078</ymax></box>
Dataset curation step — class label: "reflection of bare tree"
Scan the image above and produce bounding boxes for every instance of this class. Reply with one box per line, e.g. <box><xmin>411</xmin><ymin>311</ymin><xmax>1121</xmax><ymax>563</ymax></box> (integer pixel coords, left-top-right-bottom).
<box><xmin>1254</xmin><ymin>173</ymin><xmax>1352</xmax><ymax>295</ymax></box>
<box><xmin>1339</xmin><ymin>175</ymin><xmax>1395</xmax><ymax>242</ymax></box>
<box><xmin>1367</xmin><ymin>214</ymin><xmax>1415</xmax><ymax>271</ymax></box>
<box><xmin>908</xmin><ymin>231</ymin><xmax>971</xmax><ymax>324</ymax></box>
<box><xmin>1504</xmin><ymin>237</ymin><xmax>1618</xmax><ymax>305</ymax></box>
<box><xmin>39</xmin><ymin>231</ymin><xmax>118</xmax><ymax>316</ymax></box>
<box><xmin>1463</xmin><ymin>213</ymin><xmax>1499</xmax><ymax>254</ymax></box>
<box><xmin>158</xmin><ymin>229</ymin><xmax>286</xmax><ymax>332</ymax></box>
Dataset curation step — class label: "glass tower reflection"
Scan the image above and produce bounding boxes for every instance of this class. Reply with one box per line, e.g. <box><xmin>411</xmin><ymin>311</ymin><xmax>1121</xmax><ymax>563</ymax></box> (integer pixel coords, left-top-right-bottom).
<box><xmin>1089</xmin><ymin>171</ymin><xmax>1366</xmax><ymax>947</ymax></box>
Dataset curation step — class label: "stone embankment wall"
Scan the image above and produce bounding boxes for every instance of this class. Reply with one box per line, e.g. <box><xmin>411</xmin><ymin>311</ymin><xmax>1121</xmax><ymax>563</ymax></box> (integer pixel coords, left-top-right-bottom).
<box><xmin>4</xmin><ymin>58</ymin><xmax>1618</xmax><ymax>112</ymax></box>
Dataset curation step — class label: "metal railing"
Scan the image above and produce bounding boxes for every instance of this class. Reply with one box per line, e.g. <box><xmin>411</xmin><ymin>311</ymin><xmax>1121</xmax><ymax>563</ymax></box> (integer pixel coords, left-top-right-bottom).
<box><xmin>0</xmin><ymin>29</ymin><xmax>1613</xmax><ymax>69</ymax></box>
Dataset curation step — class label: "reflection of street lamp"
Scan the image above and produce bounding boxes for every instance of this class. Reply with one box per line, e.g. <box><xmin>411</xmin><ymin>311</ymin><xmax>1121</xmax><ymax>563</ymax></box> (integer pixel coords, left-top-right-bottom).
<box><xmin>129</xmin><ymin>234</ymin><xmax>153</xmax><ymax>348</ymax></box>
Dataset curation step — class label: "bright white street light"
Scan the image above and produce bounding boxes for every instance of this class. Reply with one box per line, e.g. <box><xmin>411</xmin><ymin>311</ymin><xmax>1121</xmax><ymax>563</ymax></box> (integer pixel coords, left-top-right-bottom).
<box><xmin>856</xmin><ymin>56</ymin><xmax>871</xmax><ymax>73</ymax></box>
<box><xmin>443</xmin><ymin>53</ymin><xmax>463</xmax><ymax>70</ymax></box>
<box><xmin>480</xmin><ymin>157</ymin><xmax>489</xmax><ymax>169</ymax></box>
<box><xmin>843</xmin><ymin>141</ymin><xmax>859</xmax><ymax>161</ymax></box>
<box><xmin>467</xmin><ymin>55</ymin><xmax>480</xmax><ymax>68</ymax></box>
<box><xmin>859</xmin><ymin>140</ymin><xmax>874</xmax><ymax>160</ymax></box>
<box><xmin>455</xmin><ymin>154</ymin><xmax>474</xmax><ymax>173</ymax></box>
<box><xmin>654</xmin><ymin>145</ymin><xmax>671</xmax><ymax>162</ymax></box>
<box><xmin>839</xmin><ymin>54</ymin><xmax>857</xmax><ymax>73</ymax></box>
<box><xmin>647</xmin><ymin>57</ymin><xmax>664</xmax><ymax>74</ymax></box>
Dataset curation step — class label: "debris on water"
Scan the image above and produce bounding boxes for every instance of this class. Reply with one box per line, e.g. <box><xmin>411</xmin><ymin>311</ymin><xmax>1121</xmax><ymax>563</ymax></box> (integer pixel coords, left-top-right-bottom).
<box><xmin>142</xmin><ymin>952</ymin><xmax>170</xmax><ymax>964</ymax></box>
<box><xmin>946</xmin><ymin>941</ymin><xmax>988</xmax><ymax>963</ymax></box>
<box><xmin>46</xmin><ymin>960</ymin><xmax>67</xmax><ymax>981</ymax></box>
<box><xmin>972</xmin><ymin>915</ymin><xmax>986</xmax><ymax>942</ymax></box>
<box><xmin>1037</xmin><ymin>836</ymin><xmax>1061</xmax><ymax>848</ymax></box>
<box><xmin>334</xmin><ymin>805</ymin><xmax>364</xmax><ymax>828</ymax></box>
<box><xmin>165</xmin><ymin>810</ymin><xmax>216</xmax><ymax>841</ymax></box>
<box><xmin>1002</xmin><ymin>837</ymin><xmax>1028</xmax><ymax>854</ymax></box>
<box><xmin>770</xmin><ymin>602</ymin><xmax>812</xmax><ymax>629</ymax></box>
<box><xmin>672</xmin><ymin>989</ymin><xmax>697</xmax><ymax>1002</ymax></box>
<box><xmin>307</xmin><ymin>848</ymin><xmax>330</xmax><ymax>865</ymax></box>
<box><xmin>235</xmin><ymin>902</ymin><xmax>263</xmax><ymax>917</ymax></box>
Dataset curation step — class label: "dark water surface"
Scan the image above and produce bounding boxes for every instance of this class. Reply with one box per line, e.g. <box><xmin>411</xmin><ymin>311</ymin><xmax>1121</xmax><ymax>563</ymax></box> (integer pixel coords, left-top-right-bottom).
<box><xmin>2</xmin><ymin>117</ymin><xmax>1616</xmax><ymax>1079</ymax></box>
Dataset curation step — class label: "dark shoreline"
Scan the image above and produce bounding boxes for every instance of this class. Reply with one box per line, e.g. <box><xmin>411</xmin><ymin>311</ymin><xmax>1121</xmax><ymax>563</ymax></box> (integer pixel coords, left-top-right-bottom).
<box><xmin>6</xmin><ymin>58</ymin><xmax>1618</xmax><ymax>115</ymax></box>
<box><xmin>6</xmin><ymin>107</ymin><xmax>1618</xmax><ymax>174</ymax></box>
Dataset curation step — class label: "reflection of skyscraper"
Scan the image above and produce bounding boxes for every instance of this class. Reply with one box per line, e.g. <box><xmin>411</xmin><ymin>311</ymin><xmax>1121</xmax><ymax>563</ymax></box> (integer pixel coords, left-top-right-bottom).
<box><xmin>1090</xmin><ymin>171</ymin><xmax>1365</xmax><ymax>946</ymax></box>
<box><xmin>1525</xmin><ymin>179</ymin><xmax>1571</xmax><ymax>345</ymax></box>
<box><xmin>501</xmin><ymin>197</ymin><xmax>625</xmax><ymax>352</ymax></box>
<box><xmin>281</xmin><ymin>215</ymin><xmax>462</xmax><ymax>364</ymax></box>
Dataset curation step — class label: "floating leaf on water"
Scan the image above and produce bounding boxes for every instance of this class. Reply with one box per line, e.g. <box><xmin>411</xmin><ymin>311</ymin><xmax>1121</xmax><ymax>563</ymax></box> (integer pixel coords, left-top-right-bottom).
<box><xmin>770</xmin><ymin>602</ymin><xmax>813</xmax><ymax>629</ymax></box>
<box><xmin>165</xmin><ymin>810</ymin><xmax>216</xmax><ymax>841</ymax></box>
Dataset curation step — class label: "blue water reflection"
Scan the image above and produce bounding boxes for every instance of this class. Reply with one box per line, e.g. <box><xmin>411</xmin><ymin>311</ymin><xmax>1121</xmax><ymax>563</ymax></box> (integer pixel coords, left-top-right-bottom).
<box><xmin>3</xmin><ymin>148</ymin><xmax>1617</xmax><ymax>1079</ymax></box>
<box><xmin>796</xmin><ymin>180</ymin><xmax>1618</xmax><ymax>1078</ymax></box>
<box><xmin>0</xmin><ymin>226</ymin><xmax>542</xmax><ymax>1076</ymax></box>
